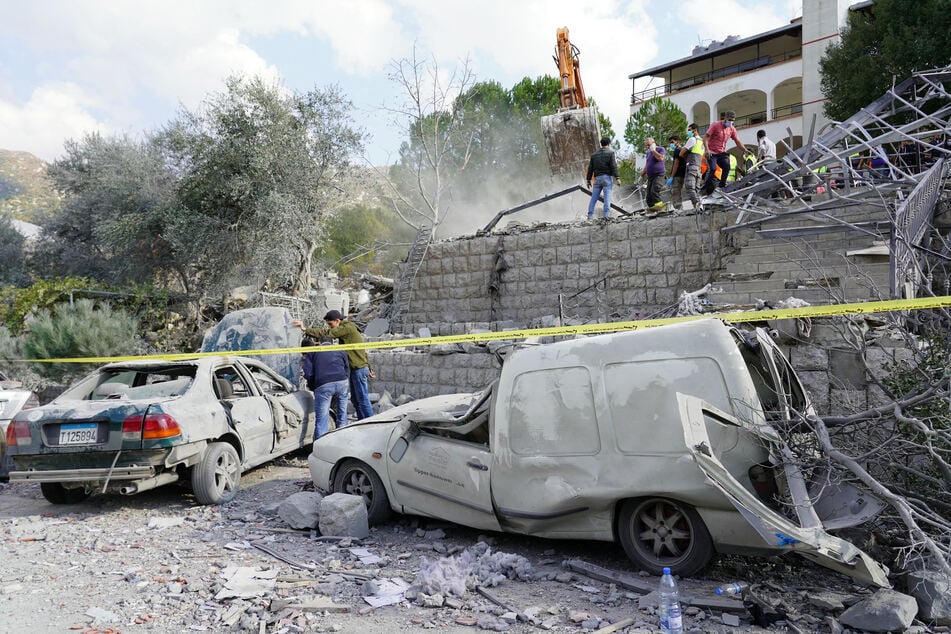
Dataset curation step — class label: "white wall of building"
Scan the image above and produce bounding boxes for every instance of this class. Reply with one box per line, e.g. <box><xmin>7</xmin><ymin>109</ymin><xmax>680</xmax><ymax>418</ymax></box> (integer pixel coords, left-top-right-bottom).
<box><xmin>628</xmin><ymin>0</ymin><xmax>855</xmax><ymax>153</ymax></box>
<box><xmin>800</xmin><ymin>0</ymin><xmax>853</xmax><ymax>137</ymax></box>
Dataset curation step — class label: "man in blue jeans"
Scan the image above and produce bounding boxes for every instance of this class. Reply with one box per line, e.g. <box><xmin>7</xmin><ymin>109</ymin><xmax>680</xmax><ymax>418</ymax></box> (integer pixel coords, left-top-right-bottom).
<box><xmin>586</xmin><ymin>136</ymin><xmax>620</xmax><ymax>220</ymax></box>
<box><xmin>293</xmin><ymin>310</ymin><xmax>375</xmax><ymax>420</ymax></box>
<box><xmin>302</xmin><ymin>336</ymin><xmax>349</xmax><ymax>439</ymax></box>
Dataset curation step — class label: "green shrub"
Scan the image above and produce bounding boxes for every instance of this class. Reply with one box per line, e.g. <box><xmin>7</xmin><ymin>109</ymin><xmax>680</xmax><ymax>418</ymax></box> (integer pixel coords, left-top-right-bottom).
<box><xmin>0</xmin><ymin>277</ymin><xmax>98</xmax><ymax>335</ymax></box>
<box><xmin>23</xmin><ymin>299</ymin><xmax>139</xmax><ymax>384</ymax></box>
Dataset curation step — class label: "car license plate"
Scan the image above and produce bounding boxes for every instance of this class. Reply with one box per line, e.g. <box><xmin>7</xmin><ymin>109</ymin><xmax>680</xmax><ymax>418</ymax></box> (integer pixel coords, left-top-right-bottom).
<box><xmin>59</xmin><ymin>423</ymin><xmax>98</xmax><ymax>445</ymax></box>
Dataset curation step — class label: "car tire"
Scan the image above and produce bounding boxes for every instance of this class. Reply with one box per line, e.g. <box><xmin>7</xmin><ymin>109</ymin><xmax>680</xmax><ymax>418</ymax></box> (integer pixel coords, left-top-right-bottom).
<box><xmin>332</xmin><ymin>460</ymin><xmax>391</xmax><ymax>525</ymax></box>
<box><xmin>617</xmin><ymin>497</ymin><xmax>713</xmax><ymax>576</ymax></box>
<box><xmin>191</xmin><ymin>442</ymin><xmax>241</xmax><ymax>505</ymax></box>
<box><xmin>40</xmin><ymin>482</ymin><xmax>90</xmax><ymax>505</ymax></box>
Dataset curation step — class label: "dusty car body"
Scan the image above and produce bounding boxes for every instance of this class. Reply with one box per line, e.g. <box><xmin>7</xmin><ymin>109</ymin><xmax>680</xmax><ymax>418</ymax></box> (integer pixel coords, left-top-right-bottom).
<box><xmin>7</xmin><ymin>356</ymin><xmax>313</xmax><ymax>505</ymax></box>
<box><xmin>0</xmin><ymin>372</ymin><xmax>40</xmax><ymax>481</ymax></box>
<box><xmin>310</xmin><ymin>319</ymin><xmax>888</xmax><ymax>586</ymax></box>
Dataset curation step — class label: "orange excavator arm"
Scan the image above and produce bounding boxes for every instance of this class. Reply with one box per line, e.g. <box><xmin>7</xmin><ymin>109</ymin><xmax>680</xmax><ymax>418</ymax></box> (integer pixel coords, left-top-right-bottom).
<box><xmin>554</xmin><ymin>27</ymin><xmax>587</xmax><ymax>110</ymax></box>
<box><xmin>541</xmin><ymin>26</ymin><xmax>600</xmax><ymax>176</ymax></box>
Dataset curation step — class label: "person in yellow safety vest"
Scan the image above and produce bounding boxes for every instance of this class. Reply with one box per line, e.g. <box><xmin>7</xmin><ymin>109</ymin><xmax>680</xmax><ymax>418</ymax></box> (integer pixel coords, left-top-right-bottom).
<box><xmin>726</xmin><ymin>153</ymin><xmax>739</xmax><ymax>183</ymax></box>
<box><xmin>743</xmin><ymin>151</ymin><xmax>757</xmax><ymax>173</ymax></box>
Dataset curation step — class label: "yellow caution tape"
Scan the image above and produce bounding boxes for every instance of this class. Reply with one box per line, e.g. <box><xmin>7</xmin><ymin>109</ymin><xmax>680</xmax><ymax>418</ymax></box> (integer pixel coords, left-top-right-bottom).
<box><xmin>15</xmin><ymin>295</ymin><xmax>951</xmax><ymax>364</ymax></box>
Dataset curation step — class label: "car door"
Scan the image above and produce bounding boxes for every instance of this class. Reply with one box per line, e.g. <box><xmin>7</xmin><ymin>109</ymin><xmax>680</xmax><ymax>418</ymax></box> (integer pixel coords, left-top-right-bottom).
<box><xmin>215</xmin><ymin>365</ymin><xmax>274</xmax><ymax>461</ymax></box>
<box><xmin>677</xmin><ymin>393</ymin><xmax>890</xmax><ymax>588</ymax></box>
<box><xmin>242</xmin><ymin>361</ymin><xmax>312</xmax><ymax>452</ymax></box>
<box><xmin>386</xmin><ymin>421</ymin><xmax>501</xmax><ymax>532</ymax></box>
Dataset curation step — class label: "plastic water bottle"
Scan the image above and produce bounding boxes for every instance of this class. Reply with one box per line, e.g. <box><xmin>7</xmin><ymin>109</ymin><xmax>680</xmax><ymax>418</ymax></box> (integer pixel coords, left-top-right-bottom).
<box><xmin>715</xmin><ymin>581</ymin><xmax>748</xmax><ymax>596</ymax></box>
<box><xmin>658</xmin><ymin>567</ymin><xmax>683</xmax><ymax>633</ymax></box>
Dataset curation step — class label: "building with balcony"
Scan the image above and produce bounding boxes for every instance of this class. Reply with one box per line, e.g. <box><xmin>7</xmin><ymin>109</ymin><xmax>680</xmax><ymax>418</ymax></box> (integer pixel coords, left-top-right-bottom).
<box><xmin>629</xmin><ymin>0</ymin><xmax>870</xmax><ymax>157</ymax></box>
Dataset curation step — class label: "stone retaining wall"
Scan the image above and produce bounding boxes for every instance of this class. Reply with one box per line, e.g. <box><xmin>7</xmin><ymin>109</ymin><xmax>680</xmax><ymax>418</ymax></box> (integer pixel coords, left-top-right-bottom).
<box><xmin>370</xmin><ymin>319</ymin><xmax>911</xmax><ymax>418</ymax></box>
<box><xmin>396</xmin><ymin>213</ymin><xmax>732</xmax><ymax>334</ymax></box>
<box><xmin>371</xmin><ymin>212</ymin><xmax>910</xmax><ymax>417</ymax></box>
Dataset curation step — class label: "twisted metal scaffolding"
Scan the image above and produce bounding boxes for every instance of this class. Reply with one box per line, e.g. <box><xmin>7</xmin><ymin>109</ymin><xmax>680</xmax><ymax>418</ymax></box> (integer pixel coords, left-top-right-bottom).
<box><xmin>707</xmin><ymin>66</ymin><xmax>951</xmax><ymax>299</ymax></box>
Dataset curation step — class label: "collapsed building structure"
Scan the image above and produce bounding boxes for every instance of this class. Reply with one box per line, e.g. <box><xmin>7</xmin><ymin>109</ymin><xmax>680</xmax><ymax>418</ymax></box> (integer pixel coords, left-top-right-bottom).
<box><xmin>368</xmin><ymin>67</ymin><xmax>951</xmax><ymax>417</ymax></box>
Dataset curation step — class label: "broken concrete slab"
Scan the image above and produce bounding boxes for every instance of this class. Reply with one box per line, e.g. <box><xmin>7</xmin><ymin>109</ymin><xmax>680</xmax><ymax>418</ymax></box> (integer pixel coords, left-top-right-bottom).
<box><xmin>269</xmin><ymin>595</ymin><xmax>350</xmax><ymax>612</ymax></box>
<box><xmin>839</xmin><ymin>589</ymin><xmax>918</xmax><ymax>632</ymax></box>
<box><xmin>278</xmin><ymin>491</ymin><xmax>323</xmax><ymax>530</ymax></box>
<box><xmin>364</xmin><ymin>318</ymin><xmax>389</xmax><ymax>338</ymax></box>
<box><xmin>318</xmin><ymin>493</ymin><xmax>369</xmax><ymax>539</ymax></box>
<box><xmin>906</xmin><ymin>569</ymin><xmax>951</xmax><ymax>625</ymax></box>
<box><xmin>215</xmin><ymin>566</ymin><xmax>278</xmax><ymax>600</ymax></box>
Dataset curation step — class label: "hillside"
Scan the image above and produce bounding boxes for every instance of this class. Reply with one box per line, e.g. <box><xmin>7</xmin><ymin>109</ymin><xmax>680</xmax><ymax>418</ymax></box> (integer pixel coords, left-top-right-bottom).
<box><xmin>0</xmin><ymin>149</ymin><xmax>61</xmax><ymax>221</ymax></box>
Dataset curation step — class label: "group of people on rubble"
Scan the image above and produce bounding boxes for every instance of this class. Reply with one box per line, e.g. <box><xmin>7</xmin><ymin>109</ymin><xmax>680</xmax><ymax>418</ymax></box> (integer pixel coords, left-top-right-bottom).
<box><xmin>292</xmin><ymin>310</ymin><xmax>375</xmax><ymax>442</ymax></box>
<box><xmin>586</xmin><ymin>110</ymin><xmax>776</xmax><ymax>218</ymax></box>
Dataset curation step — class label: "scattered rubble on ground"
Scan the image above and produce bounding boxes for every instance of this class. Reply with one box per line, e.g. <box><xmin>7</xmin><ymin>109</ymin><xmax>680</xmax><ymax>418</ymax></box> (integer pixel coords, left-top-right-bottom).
<box><xmin>2</xmin><ymin>460</ymin><xmax>949</xmax><ymax>633</ymax></box>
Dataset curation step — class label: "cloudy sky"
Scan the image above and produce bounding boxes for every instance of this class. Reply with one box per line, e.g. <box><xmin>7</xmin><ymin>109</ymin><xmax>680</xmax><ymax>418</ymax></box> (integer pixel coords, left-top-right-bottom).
<box><xmin>0</xmin><ymin>0</ymin><xmax>809</xmax><ymax>165</ymax></box>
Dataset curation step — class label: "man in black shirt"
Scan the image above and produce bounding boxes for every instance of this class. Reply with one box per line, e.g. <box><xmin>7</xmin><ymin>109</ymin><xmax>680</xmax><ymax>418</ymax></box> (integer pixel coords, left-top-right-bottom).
<box><xmin>586</xmin><ymin>137</ymin><xmax>620</xmax><ymax>220</ymax></box>
<box><xmin>666</xmin><ymin>135</ymin><xmax>686</xmax><ymax>211</ymax></box>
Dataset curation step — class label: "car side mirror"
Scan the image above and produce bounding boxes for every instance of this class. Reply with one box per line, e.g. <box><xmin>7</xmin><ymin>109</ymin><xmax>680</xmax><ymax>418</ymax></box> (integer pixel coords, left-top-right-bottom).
<box><xmin>388</xmin><ymin>422</ymin><xmax>419</xmax><ymax>463</ymax></box>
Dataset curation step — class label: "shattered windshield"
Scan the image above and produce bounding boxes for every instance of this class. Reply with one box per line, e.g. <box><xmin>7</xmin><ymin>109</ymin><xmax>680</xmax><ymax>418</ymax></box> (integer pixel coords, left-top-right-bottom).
<box><xmin>86</xmin><ymin>367</ymin><xmax>196</xmax><ymax>401</ymax></box>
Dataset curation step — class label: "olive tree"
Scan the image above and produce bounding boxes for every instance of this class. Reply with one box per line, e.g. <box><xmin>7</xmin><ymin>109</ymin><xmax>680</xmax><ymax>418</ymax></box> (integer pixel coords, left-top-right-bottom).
<box><xmin>157</xmin><ymin>76</ymin><xmax>365</xmax><ymax>299</ymax></box>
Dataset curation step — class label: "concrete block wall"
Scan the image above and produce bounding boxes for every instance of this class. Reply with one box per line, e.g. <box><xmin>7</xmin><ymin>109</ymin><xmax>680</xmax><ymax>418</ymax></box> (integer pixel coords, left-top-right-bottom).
<box><xmin>371</xmin><ymin>208</ymin><xmax>912</xmax><ymax>416</ymax></box>
<box><xmin>370</xmin><ymin>320</ymin><xmax>912</xmax><ymax>418</ymax></box>
<box><xmin>782</xmin><ymin>321</ymin><xmax>914</xmax><ymax>416</ymax></box>
<box><xmin>397</xmin><ymin>214</ymin><xmax>733</xmax><ymax>334</ymax></box>
<box><xmin>371</xmin><ymin>347</ymin><xmax>502</xmax><ymax>400</ymax></box>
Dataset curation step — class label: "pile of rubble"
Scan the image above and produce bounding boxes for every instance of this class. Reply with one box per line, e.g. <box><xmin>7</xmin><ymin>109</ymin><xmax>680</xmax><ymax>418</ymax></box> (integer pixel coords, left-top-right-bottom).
<box><xmin>2</xmin><ymin>464</ymin><xmax>949</xmax><ymax>632</ymax></box>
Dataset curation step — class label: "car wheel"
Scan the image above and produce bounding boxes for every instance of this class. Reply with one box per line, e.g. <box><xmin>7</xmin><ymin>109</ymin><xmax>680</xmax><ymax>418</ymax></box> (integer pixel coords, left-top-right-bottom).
<box><xmin>191</xmin><ymin>442</ymin><xmax>241</xmax><ymax>505</ymax></box>
<box><xmin>40</xmin><ymin>482</ymin><xmax>90</xmax><ymax>505</ymax></box>
<box><xmin>332</xmin><ymin>460</ymin><xmax>391</xmax><ymax>524</ymax></box>
<box><xmin>617</xmin><ymin>497</ymin><xmax>713</xmax><ymax>576</ymax></box>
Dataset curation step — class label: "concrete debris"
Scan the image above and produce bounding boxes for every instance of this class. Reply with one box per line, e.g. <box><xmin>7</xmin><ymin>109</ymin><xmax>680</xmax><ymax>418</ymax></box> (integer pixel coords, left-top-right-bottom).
<box><xmin>807</xmin><ymin>591</ymin><xmax>847</xmax><ymax>611</ymax></box>
<box><xmin>85</xmin><ymin>606</ymin><xmax>119</xmax><ymax>623</ymax></box>
<box><xmin>269</xmin><ymin>595</ymin><xmax>349</xmax><ymax>612</ymax></box>
<box><xmin>676</xmin><ymin>283</ymin><xmax>713</xmax><ymax>316</ymax></box>
<box><xmin>2</xmin><ymin>467</ymin><xmax>941</xmax><ymax>632</ymax></box>
<box><xmin>278</xmin><ymin>491</ymin><xmax>324</xmax><ymax>530</ymax></box>
<box><xmin>839</xmin><ymin>589</ymin><xmax>918</xmax><ymax>632</ymax></box>
<box><xmin>349</xmin><ymin>547</ymin><xmax>384</xmax><ymax>565</ymax></box>
<box><xmin>476</xmin><ymin>614</ymin><xmax>511</xmax><ymax>631</ymax></box>
<box><xmin>431</xmin><ymin>343</ymin><xmax>465</xmax><ymax>355</ymax></box>
<box><xmin>214</xmin><ymin>566</ymin><xmax>278</xmax><ymax>600</ymax></box>
<box><xmin>318</xmin><ymin>493</ymin><xmax>370</xmax><ymax>539</ymax></box>
<box><xmin>146</xmin><ymin>516</ymin><xmax>185</xmax><ymax>530</ymax></box>
<box><xmin>363</xmin><ymin>577</ymin><xmax>411</xmax><ymax>607</ymax></box>
<box><xmin>906</xmin><ymin>569</ymin><xmax>951</xmax><ymax>625</ymax></box>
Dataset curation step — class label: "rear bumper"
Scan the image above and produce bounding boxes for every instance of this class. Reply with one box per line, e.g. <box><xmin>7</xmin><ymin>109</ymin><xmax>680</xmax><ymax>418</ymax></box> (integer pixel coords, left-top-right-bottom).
<box><xmin>10</xmin><ymin>465</ymin><xmax>155</xmax><ymax>483</ymax></box>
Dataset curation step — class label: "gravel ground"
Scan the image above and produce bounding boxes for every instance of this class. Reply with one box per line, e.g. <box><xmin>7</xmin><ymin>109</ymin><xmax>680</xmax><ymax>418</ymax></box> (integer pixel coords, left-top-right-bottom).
<box><xmin>0</xmin><ymin>453</ymin><xmax>888</xmax><ymax>633</ymax></box>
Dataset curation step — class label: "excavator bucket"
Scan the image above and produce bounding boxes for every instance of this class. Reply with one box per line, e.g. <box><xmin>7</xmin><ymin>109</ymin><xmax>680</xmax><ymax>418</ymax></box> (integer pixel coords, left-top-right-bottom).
<box><xmin>541</xmin><ymin>105</ymin><xmax>601</xmax><ymax>177</ymax></box>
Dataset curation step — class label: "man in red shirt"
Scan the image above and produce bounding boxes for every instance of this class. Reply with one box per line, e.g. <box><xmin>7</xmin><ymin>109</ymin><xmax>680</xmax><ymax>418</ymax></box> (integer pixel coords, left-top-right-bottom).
<box><xmin>703</xmin><ymin>110</ymin><xmax>748</xmax><ymax>194</ymax></box>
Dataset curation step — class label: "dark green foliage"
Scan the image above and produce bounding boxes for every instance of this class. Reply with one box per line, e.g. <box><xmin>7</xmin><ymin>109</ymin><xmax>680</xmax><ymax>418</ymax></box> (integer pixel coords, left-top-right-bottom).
<box><xmin>618</xmin><ymin>157</ymin><xmax>639</xmax><ymax>184</ymax></box>
<box><xmin>23</xmin><ymin>298</ymin><xmax>138</xmax><ymax>383</ymax></box>
<box><xmin>41</xmin><ymin>133</ymin><xmax>175</xmax><ymax>285</ymax></box>
<box><xmin>820</xmin><ymin>0</ymin><xmax>951</xmax><ymax>121</ymax></box>
<box><xmin>322</xmin><ymin>204</ymin><xmax>417</xmax><ymax>276</ymax></box>
<box><xmin>0</xmin><ymin>277</ymin><xmax>98</xmax><ymax>335</ymax></box>
<box><xmin>391</xmin><ymin>72</ymin><xmax>564</xmax><ymax>233</ymax></box>
<box><xmin>38</xmin><ymin>76</ymin><xmax>363</xmax><ymax>311</ymax></box>
<box><xmin>0</xmin><ymin>213</ymin><xmax>29</xmax><ymax>286</ymax></box>
<box><xmin>156</xmin><ymin>76</ymin><xmax>365</xmax><ymax>298</ymax></box>
<box><xmin>624</xmin><ymin>97</ymin><xmax>688</xmax><ymax>150</ymax></box>
<box><xmin>587</xmin><ymin>98</ymin><xmax>616</xmax><ymax>147</ymax></box>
